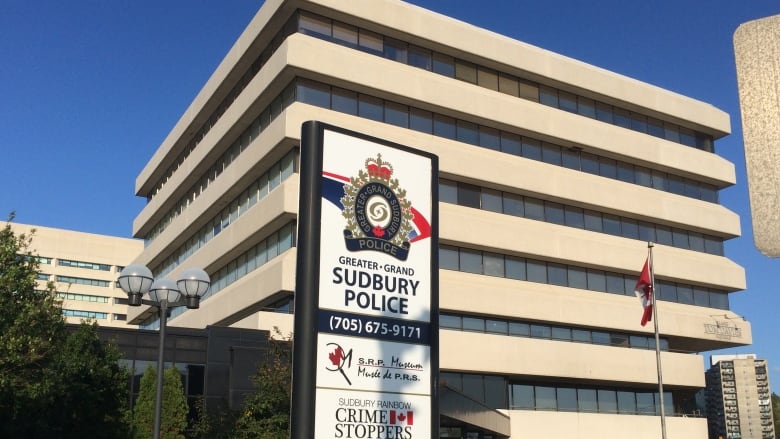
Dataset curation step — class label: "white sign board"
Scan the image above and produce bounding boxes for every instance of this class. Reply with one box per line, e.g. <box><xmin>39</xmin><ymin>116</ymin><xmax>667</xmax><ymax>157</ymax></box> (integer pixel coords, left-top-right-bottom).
<box><xmin>292</xmin><ymin>122</ymin><xmax>438</xmax><ymax>439</ymax></box>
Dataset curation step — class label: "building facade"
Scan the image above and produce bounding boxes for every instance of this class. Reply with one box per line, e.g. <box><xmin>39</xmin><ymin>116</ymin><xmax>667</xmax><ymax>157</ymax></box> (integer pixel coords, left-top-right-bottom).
<box><xmin>11</xmin><ymin>223</ymin><xmax>143</xmax><ymax>328</ymax></box>
<box><xmin>706</xmin><ymin>354</ymin><xmax>775</xmax><ymax>439</ymax></box>
<box><xmin>127</xmin><ymin>1</ymin><xmax>752</xmax><ymax>437</ymax></box>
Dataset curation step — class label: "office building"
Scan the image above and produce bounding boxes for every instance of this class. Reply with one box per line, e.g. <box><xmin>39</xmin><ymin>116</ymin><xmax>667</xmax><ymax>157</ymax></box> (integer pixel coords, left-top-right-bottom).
<box><xmin>706</xmin><ymin>354</ymin><xmax>775</xmax><ymax>439</ymax></box>
<box><xmin>10</xmin><ymin>222</ymin><xmax>143</xmax><ymax>328</ymax></box>
<box><xmin>127</xmin><ymin>1</ymin><xmax>751</xmax><ymax>437</ymax></box>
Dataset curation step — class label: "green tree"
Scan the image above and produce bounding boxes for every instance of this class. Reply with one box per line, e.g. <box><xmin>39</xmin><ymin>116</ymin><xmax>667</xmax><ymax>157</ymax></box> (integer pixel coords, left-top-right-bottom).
<box><xmin>190</xmin><ymin>397</ymin><xmax>239</xmax><ymax>439</ymax></box>
<box><xmin>0</xmin><ymin>216</ymin><xmax>131</xmax><ymax>438</ymax></box>
<box><xmin>234</xmin><ymin>331</ymin><xmax>292</xmax><ymax>439</ymax></box>
<box><xmin>133</xmin><ymin>366</ymin><xmax>189</xmax><ymax>439</ymax></box>
<box><xmin>49</xmin><ymin>323</ymin><xmax>131</xmax><ymax>438</ymax></box>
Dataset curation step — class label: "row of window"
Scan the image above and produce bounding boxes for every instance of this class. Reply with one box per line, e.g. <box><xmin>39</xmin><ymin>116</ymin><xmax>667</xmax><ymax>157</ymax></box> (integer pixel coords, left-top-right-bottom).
<box><xmin>297</xmin><ymin>11</ymin><xmax>714</xmax><ymax>152</ymax></box>
<box><xmin>153</xmin><ymin>223</ymin><xmax>297</xmax><ymax>328</ymax></box>
<box><xmin>57</xmin><ymin>258</ymin><xmax>112</xmax><ymax>271</ymax></box>
<box><xmin>440</xmin><ymin>244</ymin><xmax>730</xmax><ymax>310</ymax></box>
<box><xmin>440</xmin><ymin>313</ymin><xmax>670</xmax><ymax>352</ymax></box>
<box><xmin>439</xmin><ymin>371</ymin><xmax>678</xmax><ymax>417</ymax></box>
<box><xmin>36</xmin><ymin>256</ymin><xmax>52</xmax><ymax>264</ymax></box>
<box><xmin>143</xmin><ymin>78</ymin><xmax>297</xmax><ymax>244</ymax></box>
<box><xmin>296</xmin><ymin>78</ymin><xmax>719</xmax><ymax>203</ymax></box>
<box><xmin>55</xmin><ymin>275</ymin><xmax>111</xmax><ymax>288</ymax></box>
<box><xmin>62</xmin><ymin>309</ymin><xmax>108</xmax><ymax>320</ymax></box>
<box><xmin>510</xmin><ymin>383</ymin><xmax>674</xmax><ymax>416</ymax></box>
<box><xmin>441</xmin><ymin>178</ymin><xmax>725</xmax><ymax>255</ymax></box>
<box><xmin>147</xmin><ymin>14</ymin><xmax>298</xmax><ymax>201</ymax></box>
<box><xmin>56</xmin><ymin>292</ymin><xmax>109</xmax><ymax>303</ymax></box>
<box><xmin>146</xmin><ymin>7</ymin><xmax>717</xmax><ymax>206</ymax></box>
<box><xmin>152</xmin><ymin>150</ymin><xmax>297</xmax><ymax>277</ymax></box>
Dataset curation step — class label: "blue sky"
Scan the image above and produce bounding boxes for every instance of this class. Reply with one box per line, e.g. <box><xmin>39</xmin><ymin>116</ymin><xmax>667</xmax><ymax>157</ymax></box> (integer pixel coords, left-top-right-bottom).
<box><xmin>2</xmin><ymin>1</ymin><xmax>779</xmax><ymax>388</ymax></box>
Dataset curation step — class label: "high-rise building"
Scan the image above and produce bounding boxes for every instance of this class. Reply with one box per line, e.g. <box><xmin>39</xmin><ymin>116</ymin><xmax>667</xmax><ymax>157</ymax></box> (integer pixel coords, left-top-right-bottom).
<box><xmin>126</xmin><ymin>1</ymin><xmax>752</xmax><ymax>437</ymax></box>
<box><xmin>10</xmin><ymin>222</ymin><xmax>143</xmax><ymax>328</ymax></box>
<box><xmin>706</xmin><ymin>354</ymin><xmax>775</xmax><ymax>439</ymax></box>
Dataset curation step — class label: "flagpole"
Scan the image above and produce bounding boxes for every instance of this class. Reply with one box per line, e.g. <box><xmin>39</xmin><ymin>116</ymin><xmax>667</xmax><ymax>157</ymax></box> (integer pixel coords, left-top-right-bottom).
<box><xmin>648</xmin><ymin>242</ymin><xmax>668</xmax><ymax>439</ymax></box>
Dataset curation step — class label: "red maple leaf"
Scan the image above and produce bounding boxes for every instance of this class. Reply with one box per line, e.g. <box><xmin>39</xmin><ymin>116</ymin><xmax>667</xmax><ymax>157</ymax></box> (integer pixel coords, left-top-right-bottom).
<box><xmin>329</xmin><ymin>346</ymin><xmax>344</xmax><ymax>366</ymax></box>
<box><xmin>372</xmin><ymin>225</ymin><xmax>385</xmax><ymax>237</ymax></box>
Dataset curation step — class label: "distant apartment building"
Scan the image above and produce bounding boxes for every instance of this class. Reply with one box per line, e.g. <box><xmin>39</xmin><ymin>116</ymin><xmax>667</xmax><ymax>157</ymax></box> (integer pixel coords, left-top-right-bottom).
<box><xmin>11</xmin><ymin>223</ymin><xmax>143</xmax><ymax>328</ymax></box>
<box><xmin>705</xmin><ymin>354</ymin><xmax>775</xmax><ymax>439</ymax></box>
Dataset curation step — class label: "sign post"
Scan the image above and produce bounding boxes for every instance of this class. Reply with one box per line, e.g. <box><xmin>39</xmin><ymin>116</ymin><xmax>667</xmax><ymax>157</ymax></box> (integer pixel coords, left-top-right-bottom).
<box><xmin>292</xmin><ymin>121</ymin><xmax>439</xmax><ymax>439</ymax></box>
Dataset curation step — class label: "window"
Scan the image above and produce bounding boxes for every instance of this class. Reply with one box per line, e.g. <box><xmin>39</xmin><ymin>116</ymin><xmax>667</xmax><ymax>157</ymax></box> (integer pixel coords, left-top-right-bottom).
<box><xmin>332</xmin><ymin>22</ymin><xmax>358</xmax><ymax>46</ymax></box>
<box><xmin>385</xmin><ymin>101</ymin><xmax>409</xmax><ymax>128</ymax></box>
<box><xmin>299</xmin><ymin>12</ymin><xmax>331</xmax><ymax>38</ymax></box>
<box><xmin>457</xmin><ymin>183</ymin><xmax>481</xmax><ymax>208</ymax></box>
<box><xmin>358</xmin><ymin>29</ymin><xmax>383</xmax><ymax>54</ymax></box>
<box><xmin>440</xmin><ymin>314</ymin><xmax>461</xmax><ymax>329</ymax></box>
<box><xmin>481</xmin><ymin>188</ymin><xmax>503</xmax><ymax>213</ymax></box>
<box><xmin>548</xmin><ymin>263</ymin><xmax>568</xmax><ymax>286</ymax></box>
<box><xmin>512</xmin><ymin>385</ymin><xmax>534</xmax><ymax>409</ymax></box>
<box><xmin>500</xmin><ymin>132</ymin><xmax>522</xmax><ymax>156</ymax></box>
<box><xmin>486</xmin><ymin>319</ymin><xmax>508</xmax><ymax>334</ymax></box>
<box><xmin>408</xmin><ymin>45</ymin><xmax>431</xmax><ymax>69</ymax></box>
<box><xmin>558</xmin><ymin>91</ymin><xmax>577</xmax><ymax>113</ymax></box>
<box><xmin>505</xmin><ymin>256</ymin><xmax>526</xmax><ymax>280</ymax></box>
<box><xmin>297</xmin><ymin>79</ymin><xmax>330</xmax><ymax>107</ymax></box>
<box><xmin>358</xmin><ymin>94</ymin><xmax>383</xmax><ymax>121</ymax></box>
<box><xmin>524</xmin><ymin>198</ymin><xmax>544</xmax><ymax>220</ymax></box>
<box><xmin>477</xmin><ymin>67</ymin><xmax>498</xmax><ymax>90</ymax></box>
<box><xmin>526</xmin><ymin>260</ymin><xmax>547</xmax><ymax>283</ymax></box>
<box><xmin>545</xmin><ymin>202</ymin><xmax>565</xmax><ymax>225</ymax></box>
<box><xmin>498</xmin><ymin>74</ymin><xmax>519</xmax><ymax>96</ymax></box>
<box><xmin>440</xmin><ymin>245</ymin><xmax>459</xmax><ymax>270</ymax></box>
<box><xmin>518</xmin><ymin>80</ymin><xmax>539</xmax><ymax>101</ymax></box>
<box><xmin>439</xmin><ymin>179</ymin><xmax>458</xmax><ymax>204</ymax></box>
<box><xmin>483</xmin><ymin>252</ymin><xmax>505</xmax><ymax>277</ymax></box>
<box><xmin>409</xmin><ymin>108</ymin><xmax>433</xmax><ymax>133</ymax></box>
<box><xmin>479</xmin><ymin>126</ymin><xmax>501</xmax><ymax>151</ymax></box>
<box><xmin>462</xmin><ymin>317</ymin><xmax>484</xmax><ymax>332</ymax></box>
<box><xmin>456</xmin><ymin>120</ymin><xmax>479</xmax><ymax>145</ymax></box>
<box><xmin>332</xmin><ymin>88</ymin><xmax>357</xmax><ymax>114</ymax></box>
<box><xmin>536</xmin><ymin>386</ymin><xmax>557</xmax><ymax>410</ymax></box>
<box><xmin>578</xmin><ymin>389</ymin><xmax>598</xmax><ymax>412</ymax></box>
<box><xmin>383</xmin><ymin>37</ymin><xmax>407</xmax><ymax>63</ymax></box>
<box><xmin>539</xmin><ymin>86</ymin><xmax>558</xmax><ymax>107</ymax></box>
<box><xmin>522</xmin><ymin>138</ymin><xmax>542</xmax><ymax>161</ymax></box>
<box><xmin>433</xmin><ymin>114</ymin><xmax>456</xmax><ymax>139</ymax></box>
<box><xmin>455</xmin><ymin>59</ymin><xmax>478</xmax><ymax>84</ymax></box>
<box><xmin>432</xmin><ymin>53</ymin><xmax>455</xmax><ymax>76</ymax></box>
<box><xmin>558</xmin><ymin>388</ymin><xmax>578</xmax><ymax>411</ymax></box>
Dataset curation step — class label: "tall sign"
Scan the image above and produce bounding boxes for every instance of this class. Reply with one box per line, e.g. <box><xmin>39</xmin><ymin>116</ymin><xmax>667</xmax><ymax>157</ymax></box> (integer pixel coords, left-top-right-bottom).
<box><xmin>292</xmin><ymin>121</ymin><xmax>439</xmax><ymax>439</ymax></box>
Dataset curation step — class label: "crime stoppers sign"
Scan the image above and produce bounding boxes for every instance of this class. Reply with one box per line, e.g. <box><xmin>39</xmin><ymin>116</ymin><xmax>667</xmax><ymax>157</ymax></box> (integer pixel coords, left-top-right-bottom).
<box><xmin>292</xmin><ymin>122</ymin><xmax>439</xmax><ymax>439</ymax></box>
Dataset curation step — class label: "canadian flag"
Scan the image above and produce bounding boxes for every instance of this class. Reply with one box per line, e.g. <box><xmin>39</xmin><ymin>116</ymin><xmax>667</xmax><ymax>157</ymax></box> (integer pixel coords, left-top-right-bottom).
<box><xmin>635</xmin><ymin>258</ymin><xmax>653</xmax><ymax>326</ymax></box>
<box><xmin>389</xmin><ymin>410</ymin><xmax>414</xmax><ymax>426</ymax></box>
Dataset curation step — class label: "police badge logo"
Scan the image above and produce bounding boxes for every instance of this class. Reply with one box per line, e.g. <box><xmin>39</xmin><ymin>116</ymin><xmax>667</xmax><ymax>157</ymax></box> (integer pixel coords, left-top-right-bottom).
<box><xmin>341</xmin><ymin>154</ymin><xmax>414</xmax><ymax>261</ymax></box>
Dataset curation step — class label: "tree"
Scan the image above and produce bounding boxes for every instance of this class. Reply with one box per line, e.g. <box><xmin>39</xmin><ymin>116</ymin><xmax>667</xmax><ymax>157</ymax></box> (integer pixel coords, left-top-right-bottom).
<box><xmin>133</xmin><ymin>366</ymin><xmax>189</xmax><ymax>439</ymax></box>
<box><xmin>233</xmin><ymin>331</ymin><xmax>292</xmax><ymax>439</ymax></box>
<box><xmin>0</xmin><ymin>218</ymin><xmax>65</xmax><ymax>421</ymax></box>
<box><xmin>48</xmin><ymin>323</ymin><xmax>131</xmax><ymax>438</ymax></box>
<box><xmin>0</xmin><ymin>216</ymin><xmax>130</xmax><ymax>437</ymax></box>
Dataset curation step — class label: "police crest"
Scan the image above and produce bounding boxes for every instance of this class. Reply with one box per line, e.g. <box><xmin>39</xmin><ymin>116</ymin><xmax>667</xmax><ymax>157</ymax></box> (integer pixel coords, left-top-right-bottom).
<box><xmin>341</xmin><ymin>154</ymin><xmax>415</xmax><ymax>260</ymax></box>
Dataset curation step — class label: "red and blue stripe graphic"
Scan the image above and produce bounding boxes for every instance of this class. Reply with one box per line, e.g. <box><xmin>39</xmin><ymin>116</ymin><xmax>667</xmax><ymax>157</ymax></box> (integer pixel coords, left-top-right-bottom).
<box><xmin>322</xmin><ymin>171</ymin><xmax>431</xmax><ymax>243</ymax></box>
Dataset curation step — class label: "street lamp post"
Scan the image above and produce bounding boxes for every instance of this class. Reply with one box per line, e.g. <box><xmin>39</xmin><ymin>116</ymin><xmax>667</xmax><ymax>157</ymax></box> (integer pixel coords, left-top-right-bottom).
<box><xmin>118</xmin><ymin>264</ymin><xmax>210</xmax><ymax>439</ymax></box>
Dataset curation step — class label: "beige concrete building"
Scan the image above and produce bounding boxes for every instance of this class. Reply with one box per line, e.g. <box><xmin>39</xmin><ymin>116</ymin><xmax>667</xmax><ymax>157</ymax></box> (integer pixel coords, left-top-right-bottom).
<box><xmin>126</xmin><ymin>0</ymin><xmax>752</xmax><ymax>437</ymax></box>
<box><xmin>706</xmin><ymin>354</ymin><xmax>775</xmax><ymax>439</ymax></box>
<box><xmin>11</xmin><ymin>223</ymin><xmax>143</xmax><ymax>328</ymax></box>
